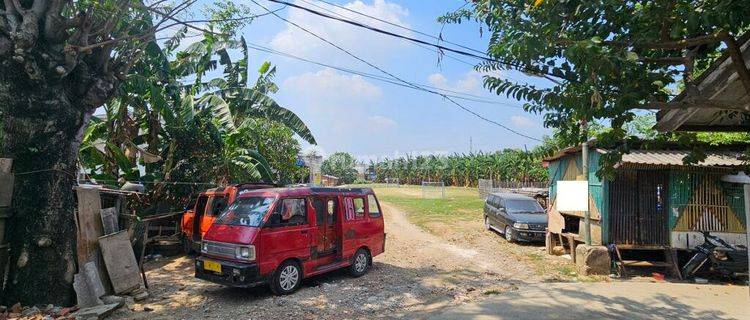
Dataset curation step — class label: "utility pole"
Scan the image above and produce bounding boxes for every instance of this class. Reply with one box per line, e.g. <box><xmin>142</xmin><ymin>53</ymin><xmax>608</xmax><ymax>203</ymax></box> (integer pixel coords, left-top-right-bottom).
<box><xmin>581</xmin><ymin>119</ymin><xmax>592</xmax><ymax>245</ymax></box>
<box><xmin>469</xmin><ymin>136</ymin><xmax>473</xmax><ymax>153</ymax></box>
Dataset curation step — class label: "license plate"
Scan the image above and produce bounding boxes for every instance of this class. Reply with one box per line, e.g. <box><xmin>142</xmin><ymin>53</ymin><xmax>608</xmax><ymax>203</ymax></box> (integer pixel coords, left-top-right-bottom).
<box><xmin>204</xmin><ymin>260</ymin><xmax>222</xmax><ymax>273</ymax></box>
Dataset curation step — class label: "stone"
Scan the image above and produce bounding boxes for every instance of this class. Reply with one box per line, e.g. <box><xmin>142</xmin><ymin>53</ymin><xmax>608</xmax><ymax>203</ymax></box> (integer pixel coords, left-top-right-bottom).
<box><xmin>575</xmin><ymin>244</ymin><xmax>611</xmax><ymax>276</ymax></box>
<box><xmin>130</xmin><ymin>287</ymin><xmax>150</xmax><ymax>301</ymax></box>
<box><xmin>551</xmin><ymin>246</ymin><xmax>566</xmax><ymax>256</ymax></box>
<box><xmin>83</xmin><ymin>261</ymin><xmax>107</xmax><ymax>299</ymax></box>
<box><xmin>74</xmin><ymin>273</ymin><xmax>103</xmax><ymax>308</ymax></box>
<box><xmin>101</xmin><ymin>295</ymin><xmax>126</xmax><ymax>305</ymax></box>
<box><xmin>21</xmin><ymin>306</ymin><xmax>40</xmax><ymax>317</ymax></box>
<box><xmin>74</xmin><ymin>303</ymin><xmax>123</xmax><ymax>320</ymax></box>
<box><xmin>10</xmin><ymin>303</ymin><xmax>22</xmax><ymax>313</ymax></box>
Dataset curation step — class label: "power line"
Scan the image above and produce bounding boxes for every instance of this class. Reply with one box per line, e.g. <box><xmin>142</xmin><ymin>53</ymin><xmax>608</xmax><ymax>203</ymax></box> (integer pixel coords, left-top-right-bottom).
<box><xmin>280</xmin><ymin>0</ymin><xmax>532</xmax><ymax>96</ymax></box>
<box><xmin>245</xmin><ymin>42</ymin><xmax>523</xmax><ymax>108</ymax></box>
<box><xmin>250</xmin><ymin>0</ymin><xmax>541</xmax><ymax>142</ymax></box>
<box><xmin>310</xmin><ymin>0</ymin><xmax>488</xmax><ymax>57</ymax></box>
<box><xmin>293</xmin><ymin>0</ymin><xmax>527</xmax><ymax>85</ymax></box>
<box><xmin>265</xmin><ymin>0</ymin><xmax>571</xmax><ymax>83</ymax></box>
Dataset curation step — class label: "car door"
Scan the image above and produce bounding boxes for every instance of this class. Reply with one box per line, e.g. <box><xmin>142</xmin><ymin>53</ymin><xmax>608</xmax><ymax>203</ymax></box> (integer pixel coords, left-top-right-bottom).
<box><xmin>192</xmin><ymin>195</ymin><xmax>209</xmax><ymax>242</ymax></box>
<box><xmin>487</xmin><ymin>195</ymin><xmax>502</xmax><ymax>227</ymax></box>
<box><xmin>341</xmin><ymin>195</ymin><xmax>368</xmax><ymax>259</ymax></box>
<box><xmin>312</xmin><ymin>197</ymin><xmax>338</xmax><ymax>255</ymax></box>
<box><xmin>201</xmin><ymin>195</ymin><xmax>228</xmax><ymax>238</ymax></box>
<box><xmin>258</xmin><ymin>198</ymin><xmax>313</xmax><ymax>274</ymax></box>
<box><xmin>484</xmin><ymin>195</ymin><xmax>494</xmax><ymax>223</ymax></box>
<box><xmin>497</xmin><ymin>197</ymin><xmax>510</xmax><ymax>228</ymax></box>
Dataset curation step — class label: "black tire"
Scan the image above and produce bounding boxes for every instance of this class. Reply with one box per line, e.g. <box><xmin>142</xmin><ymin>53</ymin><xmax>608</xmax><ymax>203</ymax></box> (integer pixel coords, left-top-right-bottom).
<box><xmin>270</xmin><ymin>260</ymin><xmax>302</xmax><ymax>295</ymax></box>
<box><xmin>505</xmin><ymin>226</ymin><xmax>515</xmax><ymax>243</ymax></box>
<box><xmin>182</xmin><ymin>236</ymin><xmax>195</xmax><ymax>254</ymax></box>
<box><xmin>484</xmin><ymin>216</ymin><xmax>491</xmax><ymax>230</ymax></box>
<box><xmin>681</xmin><ymin>253</ymin><xmax>708</xmax><ymax>278</ymax></box>
<box><xmin>349</xmin><ymin>249</ymin><xmax>370</xmax><ymax>277</ymax></box>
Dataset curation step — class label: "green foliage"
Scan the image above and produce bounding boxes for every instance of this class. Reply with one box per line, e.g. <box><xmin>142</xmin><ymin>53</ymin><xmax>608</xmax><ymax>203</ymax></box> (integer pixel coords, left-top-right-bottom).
<box><xmin>370</xmin><ymin>148</ymin><xmax>551</xmax><ymax>187</ymax></box>
<box><xmin>226</xmin><ymin>118</ymin><xmax>306</xmax><ymax>184</ymax></box>
<box><xmin>78</xmin><ymin>11</ymin><xmax>315</xmax><ymax>210</ymax></box>
<box><xmin>442</xmin><ymin>0</ymin><xmax>750</xmax><ymax>177</ymax></box>
<box><xmin>321</xmin><ymin>152</ymin><xmax>359</xmax><ymax>184</ymax></box>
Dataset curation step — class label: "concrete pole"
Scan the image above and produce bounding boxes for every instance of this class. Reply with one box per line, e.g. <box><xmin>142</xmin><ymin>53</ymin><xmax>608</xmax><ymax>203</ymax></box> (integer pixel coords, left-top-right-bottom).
<box><xmin>581</xmin><ymin>120</ymin><xmax>591</xmax><ymax>245</ymax></box>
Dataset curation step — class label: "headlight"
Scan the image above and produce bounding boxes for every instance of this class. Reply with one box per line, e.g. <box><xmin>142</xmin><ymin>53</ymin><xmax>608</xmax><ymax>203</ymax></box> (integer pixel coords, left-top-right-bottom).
<box><xmin>201</xmin><ymin>242</ymin><xmax>209</xmax><ymax>253</ymax></box>
<box><xmin>513</xmin><ymin>222</ymin><xmax>529</xmax><ymax>229</ymax></box>
<box><xmin>235</xmin><ymin>245</ymin><xmax>256</xmax><ymax>261</ymax></box>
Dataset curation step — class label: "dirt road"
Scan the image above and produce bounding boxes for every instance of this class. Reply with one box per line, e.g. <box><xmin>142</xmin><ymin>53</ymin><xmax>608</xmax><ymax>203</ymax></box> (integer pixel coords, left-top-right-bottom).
<box><xmin>112</xmin><ymin>202</ymin><xmax>540</xmax><ymax>319</ymax></box>
<box><xmin>434</xmin><ymin>282</ymin><xmax>750</xmax><ymax>320</ymax></box>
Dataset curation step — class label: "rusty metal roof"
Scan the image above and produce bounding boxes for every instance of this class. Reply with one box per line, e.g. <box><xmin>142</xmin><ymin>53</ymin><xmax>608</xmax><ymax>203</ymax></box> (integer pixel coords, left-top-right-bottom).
<box><xmin>620</xmin><ymin>150</ymin><xmax>745</xmax><ymax>167</ymax></box>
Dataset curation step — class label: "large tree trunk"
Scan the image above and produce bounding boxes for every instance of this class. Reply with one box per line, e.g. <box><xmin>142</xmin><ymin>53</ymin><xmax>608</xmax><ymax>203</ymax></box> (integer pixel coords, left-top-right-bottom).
<box><xmin>0</xmin><ymin>64</ymin><xmax>93</xmax><ymax>306</ymax></box>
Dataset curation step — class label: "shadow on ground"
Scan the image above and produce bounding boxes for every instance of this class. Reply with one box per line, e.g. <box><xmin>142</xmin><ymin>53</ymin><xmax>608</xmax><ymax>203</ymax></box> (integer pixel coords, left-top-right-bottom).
<box><xmin>113</xmin><ymin>257</ymin><xmax>522</xmax><ymax>319</ymax></box>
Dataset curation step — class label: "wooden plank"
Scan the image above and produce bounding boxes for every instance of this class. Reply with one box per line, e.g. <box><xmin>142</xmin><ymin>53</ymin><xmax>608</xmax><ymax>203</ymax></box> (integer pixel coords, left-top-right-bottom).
<box><xmin>99</xmin><ymin>231</ymin><xmax>143</xmax><ymax>294</ymax></box>
<box><xmin>100</xmin><ymin>207</ymin><xmax>119</xmax><ymax>235</ymax></box>
<box><xmin>75</xmin><ymin>187</ymin><xmax>104</xmax><ymax>267</ymax></box>
<box><xmin>620</xmin><ymin>260</ymin><xmax>673</xmax><ymax>267</ymax></box>
<box><xmin>75</xmin><ymin>187</ymin><xmax>113</xmax><ymax>294</ymax></box>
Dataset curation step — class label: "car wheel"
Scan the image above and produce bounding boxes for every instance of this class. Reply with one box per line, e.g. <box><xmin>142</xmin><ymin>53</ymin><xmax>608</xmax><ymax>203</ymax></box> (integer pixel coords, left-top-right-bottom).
<box><xmin>484</xmin><ymin>217</ymin><xmax>491</xmax><ymax>230</ymax></box>
<box><xmin>182</xmin><ymin>237</ymin><xmax>195</xmax><ymax>254</ymax></box>
<box><xmin>270</xmin><ymin>261</ymin><xmax>302</xmax><ymax>295</ymax></box>
<box><xmin>505</xmin><ymin>226</ymin><xmax>515</xmax><ymax>243</ymax></box>
<box><xmin>349</xmin><ymin>249</ymin><xmax>370</xmax><ymax>277</ymax></box>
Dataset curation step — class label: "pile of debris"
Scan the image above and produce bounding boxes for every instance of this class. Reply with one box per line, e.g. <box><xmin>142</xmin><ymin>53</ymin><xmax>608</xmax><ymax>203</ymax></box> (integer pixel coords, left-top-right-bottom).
<box><xmin>0</xmin><ymin>301</ymin><xmax>126</xmax><ymax>320</ymax></box>
<box><xmin>67</xmin><ymin>186</ymin><xmax>152</xmax><ymax>319</ymax></box>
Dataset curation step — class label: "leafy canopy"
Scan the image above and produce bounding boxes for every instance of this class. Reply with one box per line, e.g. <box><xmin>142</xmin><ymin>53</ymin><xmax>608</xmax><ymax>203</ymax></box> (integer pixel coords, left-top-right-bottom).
<box><xmin>440</xmin><ymin>0</ymin><xmax>750</xmax><ymax>178</ymax></box>
<box><xmin>321</xmin><ymin>152</ymin><xmax>359</xmax><ymax>185</ymax></box>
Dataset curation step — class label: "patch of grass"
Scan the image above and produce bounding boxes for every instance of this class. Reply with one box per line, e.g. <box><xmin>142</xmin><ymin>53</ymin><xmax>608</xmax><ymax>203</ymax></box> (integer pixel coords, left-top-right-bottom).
<box><xmin>483</xmin><ymin>289</ymin><xmax>503</xmax><ymax>295</ymax></box>
<box><xmin>371</xmin><ymin>185</ymin><xmax>485</xmax><ymax>229</ymax></box>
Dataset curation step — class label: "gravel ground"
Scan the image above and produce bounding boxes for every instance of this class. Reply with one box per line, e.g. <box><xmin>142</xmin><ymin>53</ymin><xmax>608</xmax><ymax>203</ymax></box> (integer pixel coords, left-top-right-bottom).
<box><xmin>111</xmin><ymin>202</ymin><xmax>562</xmax><ymax>319</ymax></box>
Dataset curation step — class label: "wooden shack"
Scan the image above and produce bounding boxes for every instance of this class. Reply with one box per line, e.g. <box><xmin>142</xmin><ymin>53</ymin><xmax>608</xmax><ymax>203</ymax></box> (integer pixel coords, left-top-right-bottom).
<box><xmin>544</xmin><ymin>143</ymin><xmax>747</xmax><ymax>252</ymax></box>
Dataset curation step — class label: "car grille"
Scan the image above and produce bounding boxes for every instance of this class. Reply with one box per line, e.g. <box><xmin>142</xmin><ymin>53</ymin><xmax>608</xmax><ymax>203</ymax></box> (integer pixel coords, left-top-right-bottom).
<box><xmin>528</xmin><ymin>224</ymin><xmax>546</xmax><ymax>231</ymax></box>
<box><xmin>204</xmin><ymin>241</ymin><xmax>235</xmax><ymax>259</ymax></box>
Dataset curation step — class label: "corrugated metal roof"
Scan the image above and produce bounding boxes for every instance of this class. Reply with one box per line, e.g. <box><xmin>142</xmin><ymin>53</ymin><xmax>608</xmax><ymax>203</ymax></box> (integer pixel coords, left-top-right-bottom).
<box><xmin>621</xmin><ymin>150</ymin><xmax>745</xmax><ymax>167</ymax></box>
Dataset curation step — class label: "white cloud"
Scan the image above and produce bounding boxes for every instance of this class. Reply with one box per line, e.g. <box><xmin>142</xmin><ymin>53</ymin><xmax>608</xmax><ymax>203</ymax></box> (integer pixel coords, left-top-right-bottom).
<box><xmin>427</xmin><ymin>73</ymin><xmax>448</xmax><ymax>87</ymax></box>
<box><xmin>283</xmin><ymin>68</ymin><xmax>382</xmax><ymax>103</ymax></box>
<box><xmin>271</xmin><ymin>0</ymin><xmax>411</xmax><ymax>60</ymax></box>
<box><xmin>426</xmin><ymin>71</ymin><xmax>483</xmax><ymax>93</ymax></box>
<box><xmin>510</xmin><ymin>115</ymin><xmax>535</xmax><ymax>128</ymax></box>
<box><xmin>367</xmin><ymin>115</ymin><xmax>397</xmax><ymax>130</ymax></box>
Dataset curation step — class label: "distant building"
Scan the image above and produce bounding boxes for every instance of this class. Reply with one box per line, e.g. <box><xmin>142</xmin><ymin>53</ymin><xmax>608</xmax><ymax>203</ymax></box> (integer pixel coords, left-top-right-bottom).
<box><xmin>321</xmin><ymin>174</ymin><xmax>340</xmax><ymax>187</ymax></box>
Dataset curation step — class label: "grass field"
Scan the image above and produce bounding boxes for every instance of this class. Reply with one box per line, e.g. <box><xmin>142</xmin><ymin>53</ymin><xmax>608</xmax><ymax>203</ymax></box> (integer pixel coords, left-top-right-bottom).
<box><xmin>366</xmin><ymin>183</ymin><xmax>605</xmax><ymax>282</ymax></box>
<box><xmin>371</xmin><ymin>184</ymin><xmax>485</xmax><ymax>231</ymax></box>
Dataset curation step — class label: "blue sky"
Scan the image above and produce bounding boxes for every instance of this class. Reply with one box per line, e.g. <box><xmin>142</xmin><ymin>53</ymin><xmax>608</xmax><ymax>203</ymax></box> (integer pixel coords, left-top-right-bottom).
<box><xmin>213</xmin><ymin>0</ymin><xmax>553</xmax><ymax>160</ymax></box>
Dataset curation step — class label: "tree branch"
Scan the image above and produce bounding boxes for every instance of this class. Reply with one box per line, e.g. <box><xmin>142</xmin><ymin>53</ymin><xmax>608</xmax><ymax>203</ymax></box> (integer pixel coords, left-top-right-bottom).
<box><xmin>602</xmin><ymin>31</ymin><xmax>725</xmax><ymax>50</ymax></box>
<box><xmin>722</xmin><ymin>32</ymin><xmax>750</xmax><ymax>94</ymax></box>
<box><xmin>642</xmin><ymin>99</ymin><xmax>750</xmax><ymax>112</ymax></box>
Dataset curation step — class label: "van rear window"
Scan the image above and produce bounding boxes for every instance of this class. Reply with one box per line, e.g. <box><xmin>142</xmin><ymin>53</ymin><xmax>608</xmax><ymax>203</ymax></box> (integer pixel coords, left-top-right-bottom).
<box><xmin>214</xmin><ymin>197</ymin><xmax>275</xmax><ymax>227</ymax></box>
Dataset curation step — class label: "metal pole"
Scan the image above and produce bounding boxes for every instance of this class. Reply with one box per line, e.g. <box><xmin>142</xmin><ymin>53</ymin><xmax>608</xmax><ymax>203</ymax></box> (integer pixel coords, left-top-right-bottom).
<box><xmin>581</xmin><ymin>120</ymin><xmax>592</xmax><ymax>245</ymax></box>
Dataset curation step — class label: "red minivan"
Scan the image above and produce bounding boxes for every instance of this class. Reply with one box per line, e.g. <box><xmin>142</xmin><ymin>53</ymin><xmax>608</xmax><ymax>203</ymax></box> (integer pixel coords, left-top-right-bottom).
<box><xmin>195</xmin><ymin>187</ymin><xmax>386</xmax><ymax>295</ymax></box>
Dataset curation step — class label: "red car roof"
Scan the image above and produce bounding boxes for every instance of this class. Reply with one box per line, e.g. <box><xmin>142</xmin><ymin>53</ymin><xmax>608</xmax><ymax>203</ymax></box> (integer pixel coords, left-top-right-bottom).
<box><xmin>236</xmin><ymin>187</ymin><xmax>375</xmax><ymax>199</ymax></box>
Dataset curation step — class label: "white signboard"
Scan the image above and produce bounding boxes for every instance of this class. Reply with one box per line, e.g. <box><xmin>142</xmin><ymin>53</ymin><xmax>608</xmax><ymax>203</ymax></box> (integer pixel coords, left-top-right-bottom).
<box><xmin>556</xmin><ymin>181</ymin><xmax>589</xmax><ymax>212</ymax></box>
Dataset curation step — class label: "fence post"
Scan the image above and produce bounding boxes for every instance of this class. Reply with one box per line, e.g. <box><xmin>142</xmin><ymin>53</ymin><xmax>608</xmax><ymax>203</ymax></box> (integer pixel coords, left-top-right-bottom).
<box><xmin>0</xmin><ymin>158</ymin><xmax>14</xmax><ymax>292</ymax></box>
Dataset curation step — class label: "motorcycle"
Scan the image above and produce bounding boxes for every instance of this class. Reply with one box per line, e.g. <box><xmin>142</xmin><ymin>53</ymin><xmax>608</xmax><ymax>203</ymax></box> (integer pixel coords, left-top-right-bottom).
<box><xmin>681</xmin><ymin>231</ymin><xmax>748</xmax><ymax>279</ymax></box>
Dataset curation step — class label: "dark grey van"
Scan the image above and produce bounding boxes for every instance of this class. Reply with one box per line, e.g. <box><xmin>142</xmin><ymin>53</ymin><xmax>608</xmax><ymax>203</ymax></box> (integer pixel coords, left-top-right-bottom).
<box><xmin>483</xmin><ymin>193</ymin><xmax>547</xmax><ymax>242</ymax></box>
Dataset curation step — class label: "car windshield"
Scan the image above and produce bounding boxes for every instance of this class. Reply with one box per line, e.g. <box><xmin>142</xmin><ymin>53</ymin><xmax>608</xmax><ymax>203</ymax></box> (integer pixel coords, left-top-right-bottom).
<box><xmin>505</xmin><ymin>199</ymin><xmax>544</xmax><ymax>213</ymax></box>
<box><xmin>214</xmin><ymin>197</ymin><xmax>275</xmax><ymax>227</ymax></box>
